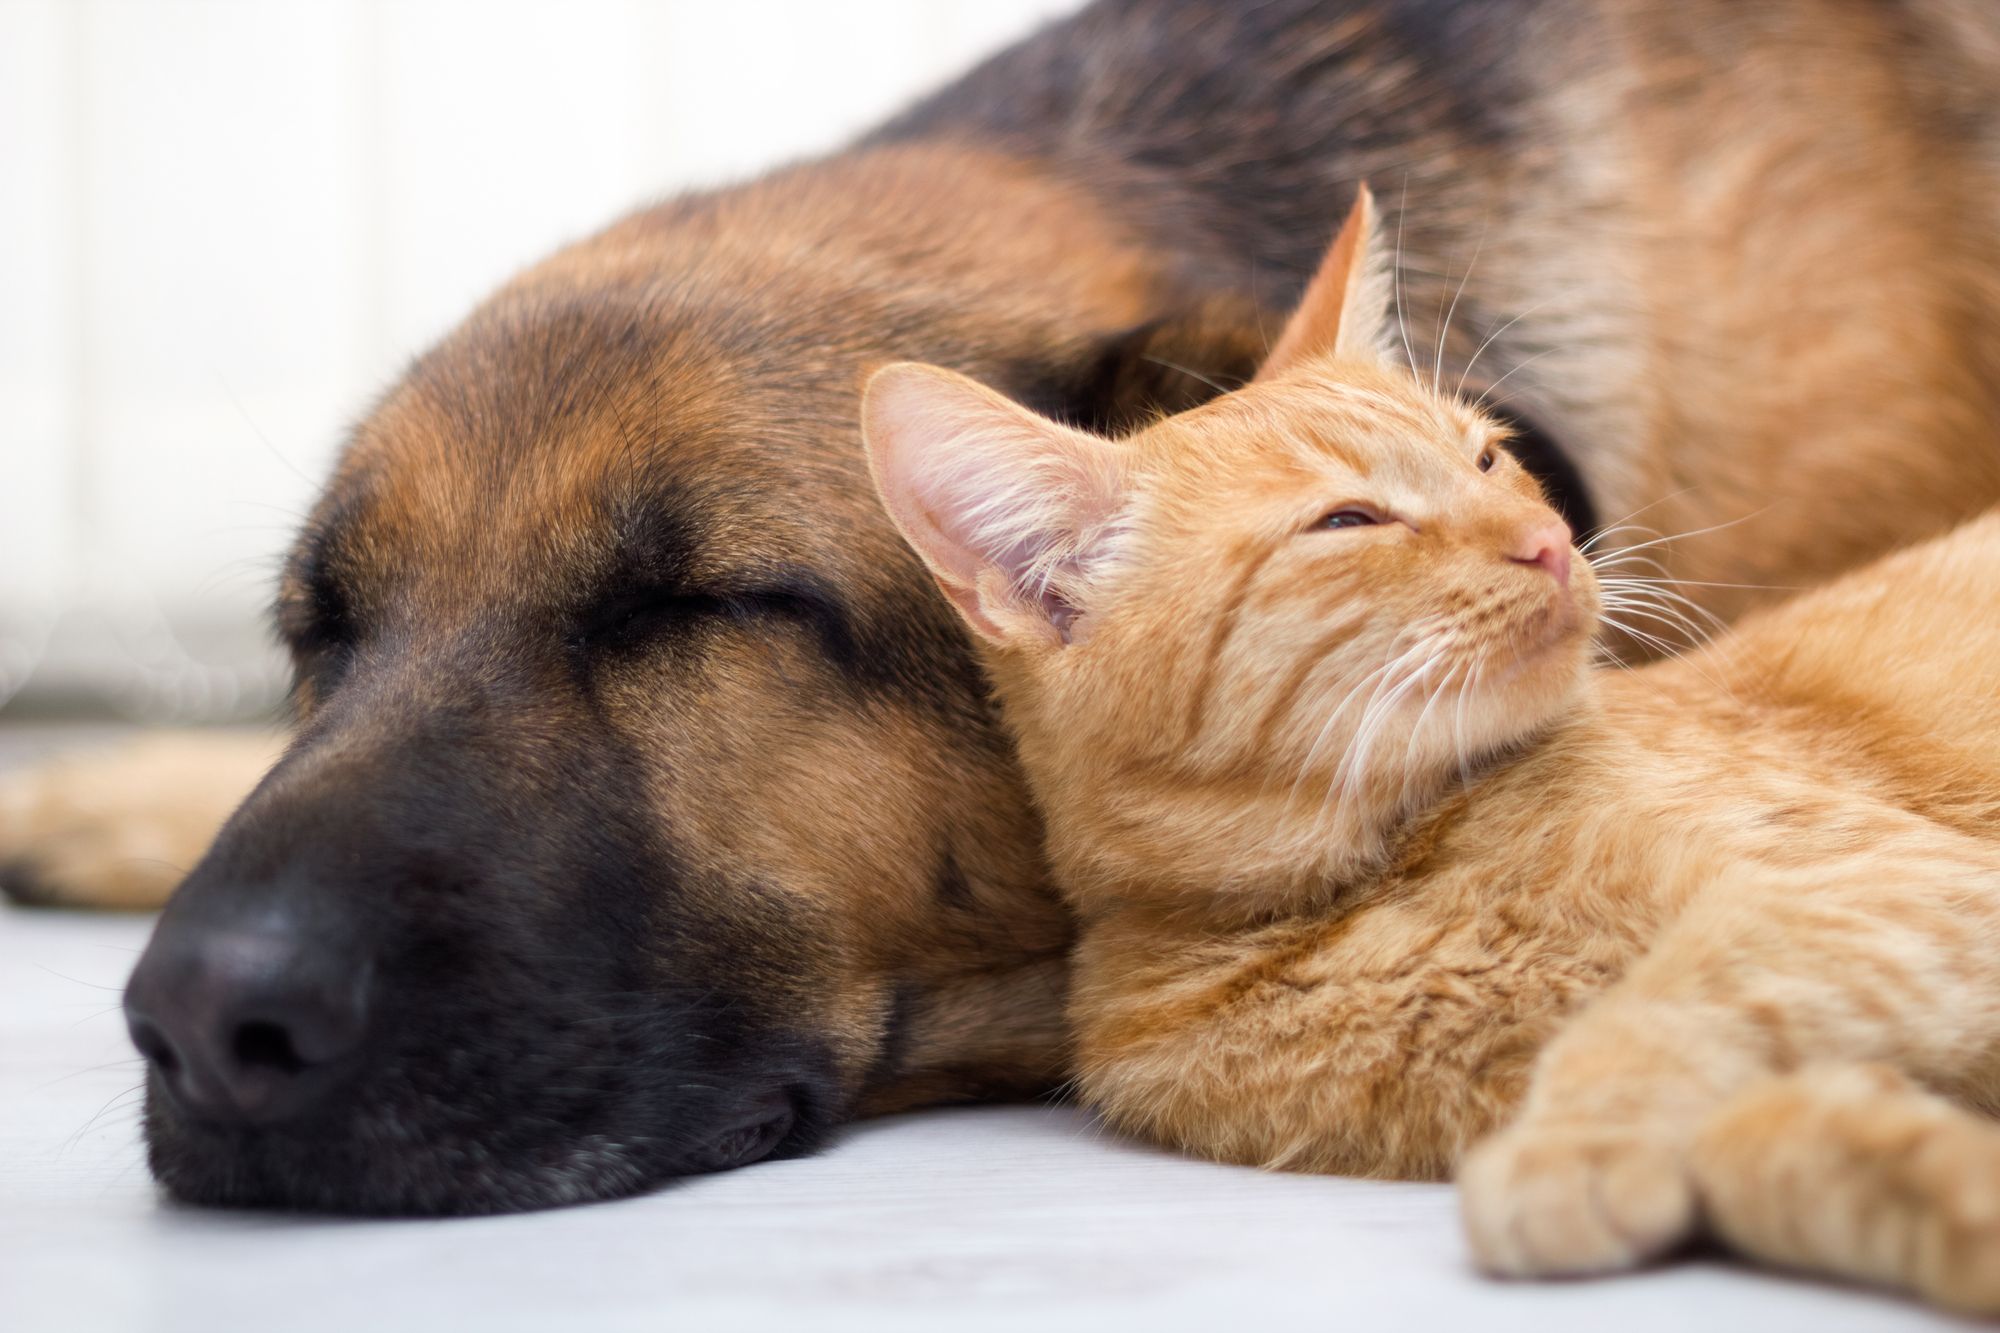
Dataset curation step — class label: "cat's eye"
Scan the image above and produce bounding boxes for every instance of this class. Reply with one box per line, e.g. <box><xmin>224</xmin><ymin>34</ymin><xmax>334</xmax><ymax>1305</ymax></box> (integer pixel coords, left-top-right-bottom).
<box><xmin>1477</xmin><ymin>448</ymin><xmax>1498</xmax><ymax>472</ymax></box>
<box><xmin>1319</xmin><ymin>509</ymin><xmax>1378</xmax><ymax>531</ymax></box>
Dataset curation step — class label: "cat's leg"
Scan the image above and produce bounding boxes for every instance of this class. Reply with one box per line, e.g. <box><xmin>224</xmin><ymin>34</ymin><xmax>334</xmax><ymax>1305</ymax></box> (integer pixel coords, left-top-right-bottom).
<box><xmin>1692</xmin><ymin>1063</ymin><xmax>2000</xmax><ymax>1315</ymax></box>
<box><xmin>1068</xmin><ymin>903</ymin><xmax>1564</xmax><ymax>1180</ymax></box>
<box><xmin>1458</xmin><ymin>843</ymin><xmax>2000</xmax><ymax>1281</ymax></box>
<box><xmin>0</xmin><ymin>731</ymin><xmax>279</xmax><ymax>909</ymax></box>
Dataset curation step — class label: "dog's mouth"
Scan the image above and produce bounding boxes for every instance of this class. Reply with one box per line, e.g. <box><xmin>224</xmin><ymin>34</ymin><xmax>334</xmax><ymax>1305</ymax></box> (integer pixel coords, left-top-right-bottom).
<box><xmin>692</xmin><ymin>1089</ymin><xmax>804</xmax><ymax>1173</ymax></box>
<box><xmin>141</xmin><ymin>1055</ymin><xmax>832</xmax><ymax>1216</ymax></box>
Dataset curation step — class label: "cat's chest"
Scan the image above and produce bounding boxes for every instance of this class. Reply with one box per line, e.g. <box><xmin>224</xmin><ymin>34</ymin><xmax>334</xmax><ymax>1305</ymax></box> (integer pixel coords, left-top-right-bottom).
<box><xmin>1289</xmin><ymin>855</ymin><xmax>1647</xmax><ymax>1007</ymax></box>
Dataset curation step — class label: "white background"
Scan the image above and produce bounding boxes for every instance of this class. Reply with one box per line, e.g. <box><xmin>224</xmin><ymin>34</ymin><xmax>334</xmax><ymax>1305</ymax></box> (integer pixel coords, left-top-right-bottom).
<box><xmin>0</xmin><ymin>0</ymin><xmax>1082</xmax><ymax>720</ymax></box>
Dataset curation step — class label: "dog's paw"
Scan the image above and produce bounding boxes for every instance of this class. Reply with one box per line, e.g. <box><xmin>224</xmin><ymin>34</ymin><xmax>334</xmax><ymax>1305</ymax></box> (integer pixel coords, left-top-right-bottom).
<box><xmin>0</xmin><ymin>731</ymin><xmax>277</xmax><ymax>910</ymax></box>
<box><xmin>1459</xmin><ymin>1120</ymin><xmax>1697</xmax><ymax>1278</ymax></box>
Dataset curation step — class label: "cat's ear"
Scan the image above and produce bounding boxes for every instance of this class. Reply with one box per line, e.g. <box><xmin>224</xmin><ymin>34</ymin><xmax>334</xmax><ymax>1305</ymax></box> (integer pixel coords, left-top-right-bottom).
<box><xmin>1257</xmin><ymin>184</ymin><xmax>1396</xmax><ymax>380</ymax></box>
<box><xmin>864</xmin><ymin>363</ymin><xmax>1127</xmax><ymax>648</ymax></box>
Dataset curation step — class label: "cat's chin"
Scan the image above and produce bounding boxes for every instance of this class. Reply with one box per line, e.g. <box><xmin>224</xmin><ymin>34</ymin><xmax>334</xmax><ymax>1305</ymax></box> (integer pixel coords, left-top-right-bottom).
<box><xmin>1476</xmin><ymin>606</ymin><xmax>1595</xmax><ymax>720</ymax></box>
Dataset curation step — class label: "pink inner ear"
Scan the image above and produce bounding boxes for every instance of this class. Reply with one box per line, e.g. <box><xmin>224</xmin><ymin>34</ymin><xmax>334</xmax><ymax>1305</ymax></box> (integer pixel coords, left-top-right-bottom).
<box><xmin>863</xmin><ymin>361</ymin><xmax>1117</xmax><ymax>645</ymax></box>
<box><xmin>1040</xmin><ymin>586</ymin><xmax>1081</xmax><ymax>643</ymax></box>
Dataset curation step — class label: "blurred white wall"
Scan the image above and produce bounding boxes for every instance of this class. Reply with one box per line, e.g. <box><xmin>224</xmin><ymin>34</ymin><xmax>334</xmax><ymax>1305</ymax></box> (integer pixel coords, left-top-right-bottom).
<box><xmin>0</xmin><ymin>0</ymin><xmax>1082</xmax><ymax>720</ymax></box>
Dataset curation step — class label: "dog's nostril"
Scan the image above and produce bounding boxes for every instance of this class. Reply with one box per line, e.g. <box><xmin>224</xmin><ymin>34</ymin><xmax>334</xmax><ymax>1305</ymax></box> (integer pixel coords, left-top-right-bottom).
<box><xmin>131</xmin><ymin>1019</ymin><xmax>181</xmax><ymax>1076</ymax></box>
<box><xmin>231</xmin><ymin>1020</ymin><xmax>307</xmax><ymax>1075</ymax></box>
<box><xmin>125</xmin><ymin>918</ymin><xmax>374</xmax><ymax>1124</ymax></box>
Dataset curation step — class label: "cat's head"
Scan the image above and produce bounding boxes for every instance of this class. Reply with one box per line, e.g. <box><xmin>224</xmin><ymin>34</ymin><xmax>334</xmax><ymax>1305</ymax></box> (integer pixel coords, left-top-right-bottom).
<box><xmin>862</xmin><ymin>189</ymin><xmax>1599</xmax><ymax>903</ymax></box>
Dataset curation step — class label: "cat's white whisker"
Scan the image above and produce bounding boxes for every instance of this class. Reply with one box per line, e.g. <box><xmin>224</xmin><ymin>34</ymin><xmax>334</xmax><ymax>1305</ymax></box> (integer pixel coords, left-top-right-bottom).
<box><xmin>1594</xmin><ymin>609</ymin><xmax>1740</xmax><ymax>702</ymax></box>
<box><xmin>1590</xmin><ymin>508</ymin><xmax>1773</xmax><ymax>562</ymax></box>
<box><xmin>1335</xmin><ymin>630</ymin><xmax>1445</xmax><ymax>813</ymax></box>
<box><xmin>1623</xmin><ymin>583</ymin><xmax>1731</xmax><ymax>639</ymax></box>
<box><xmin>1597</xmin><ymin>575</ymin><xmax>1731</xmax><ymax>646</ymax></box>
<box><xmin>1472</xmin><ymin>347</ymin><xmax>1560</xmax><ymax>413</ymax></box>
<box><xmin>1593</xmin><ymin>613</ymin><xmax>1683</xmax><ymax>660</ymax></box>
<box><xmin>1586</xmin><ymin>549</ymin><xmax>1674</xmax><ymax>577</ymax></box>
<box><xmin>1287</xmin><ymin>651</ymin><xmax>1399</xmax><ymax>810</ymax></box>
<box><xmin>1597</xmin><ymin>596</ymin><xmax>1710</xmax><ymax>653</ymax></box>
<box><xmin>1393</xmin><ymin>180</ymin><xmax>1420</xmax><ymax>373</ymax></box>
<box><xmin>1600</xmin><ymin>574</ymin><xmax>1787</xmax><ymax>593</ymax></box>
<box><xmin>1327</xmin><ymin>646</ymin><xmax>1417</xmax><ymax>814</ymax></box>
<box><xmin>1321</xmin><ymin>641</ymin><xmax>1420</xmax><ymax>823</ymax></box>
<box><xmin>1574</xmin><ymin>488</ymin><xmax>1701</xmax><ymax>553</ymax></box>
<box><xmin>1454</xmin><ymin>296</ymin><xmax>1558</xmax><ymax>400</ymax></box>
<box><xmin>1452</xmin><ymin>657</ymin><xmax>1485</xmax><ymax>788</ymax></box>
<box><xmin>1312</xmin><ymin>636</ymin><xmax>1424</xmax><ymax>832</ymax></box>
<box><xmin>1433</xmin><ymin>223</ymin><xmax>1487</xmax><ymax>398</ymax></box>
<box><xmin>1578</xmin><ymin>522</ymin><xmax>1668</xmax><ymax>555</ymax></box>
<box><xmin>1140</xmin><ymin>354</ymin><xmax>1232</xmax><ymax>397</ymax></box>
<box><xmin>1599</xmin><ymin>596</ymin><xmax>1712</xmax><ymax>651</ymax></box>
<box><xmin>1400</xmin><ymin>654</ymin><xmax>1464</xmax><ymax>806</ymax></box>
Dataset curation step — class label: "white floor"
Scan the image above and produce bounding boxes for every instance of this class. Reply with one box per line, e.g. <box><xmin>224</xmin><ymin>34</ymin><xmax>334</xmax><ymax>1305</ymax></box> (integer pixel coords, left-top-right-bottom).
<box><xmin>3</xmin><ymin>911</ymin><xmax>1979</xmax><ymax>1332</ymax></box>
<box><xmin>0</xmin><ymin>729</ymin><xmax>1973</xmax><ymax>1333</ymax></box>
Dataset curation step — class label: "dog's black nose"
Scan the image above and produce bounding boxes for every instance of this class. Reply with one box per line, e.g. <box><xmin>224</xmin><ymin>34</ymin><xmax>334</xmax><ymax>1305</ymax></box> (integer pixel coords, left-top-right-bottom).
<box><xmin>124</xmin><ymin>918</ymin><xmax>371</xmax><ymax>1125</ymax></box>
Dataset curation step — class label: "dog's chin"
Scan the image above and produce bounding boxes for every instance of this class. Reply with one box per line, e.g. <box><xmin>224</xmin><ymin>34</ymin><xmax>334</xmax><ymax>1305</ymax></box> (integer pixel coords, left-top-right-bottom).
<box><xmin>147</xmin><ymin>1114</ymin><xmax>638</xmax><ymax>1216</ymax></box>
<box><xmin>142</xmin><ymin>1082</ymin><xmax>822</xmax><ymax>1217</ymax></box>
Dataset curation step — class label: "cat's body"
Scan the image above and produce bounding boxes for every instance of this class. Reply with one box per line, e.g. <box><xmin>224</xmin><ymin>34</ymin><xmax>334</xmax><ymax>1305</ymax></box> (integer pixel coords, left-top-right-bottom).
<box><xmin>864</xmin><ymin>192</ymin><xmax>2000</xmax><ymax>1311</ymax></box>
<box><xmin>1075</xmin><ymin>511</ymin><xmax>2000</xmax><ymax>1178</ymax></box>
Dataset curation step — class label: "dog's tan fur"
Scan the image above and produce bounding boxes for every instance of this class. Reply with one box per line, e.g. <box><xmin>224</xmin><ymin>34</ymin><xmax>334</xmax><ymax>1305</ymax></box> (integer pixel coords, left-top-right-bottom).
<box><xmin>864</xmin><ymin>189</ymin><xmax>2000</xmax><ymax>1311</ymax></box>
<box><xmin>4</xmin><ymin>0</ymin><xmax>2000</xmax><ymax>1228</ymax></box>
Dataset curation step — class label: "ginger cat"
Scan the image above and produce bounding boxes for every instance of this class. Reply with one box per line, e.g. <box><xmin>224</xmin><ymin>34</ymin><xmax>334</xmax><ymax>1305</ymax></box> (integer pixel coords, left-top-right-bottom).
<box><xmin>860</xmin><ymin>189</ymin><xmax>2000</xmax><ymax>1313</ymax></box>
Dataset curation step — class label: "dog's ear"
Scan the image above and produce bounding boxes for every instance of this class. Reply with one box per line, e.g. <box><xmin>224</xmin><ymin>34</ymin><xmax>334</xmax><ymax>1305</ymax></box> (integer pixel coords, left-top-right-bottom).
<box><xmin>1257</xmin><ymin>184</ymin><xmax>1396</xmax><ymax>380</ymax></box>
<box><xmin>863</xmin><ymin>363</ymin><xmax>1127</xmax><ymax>648</ymax></box>
<box><xmin>1044</xmin><ymin>296</ymin><xmax>1269</xmax><ymax>434</ymax></box>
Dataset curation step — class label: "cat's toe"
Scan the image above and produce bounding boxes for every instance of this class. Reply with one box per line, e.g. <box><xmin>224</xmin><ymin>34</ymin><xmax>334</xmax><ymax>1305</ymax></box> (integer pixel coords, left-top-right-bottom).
<box><xmin>1459</xmin><ymin>1122</ymin><xmax>1696</xmax><ymax>1278</ymax></box>
<box><xmin>1911</xmin><ymin>1129</ymin><xmax>2000</xmax><ymax>1313</ymax></box>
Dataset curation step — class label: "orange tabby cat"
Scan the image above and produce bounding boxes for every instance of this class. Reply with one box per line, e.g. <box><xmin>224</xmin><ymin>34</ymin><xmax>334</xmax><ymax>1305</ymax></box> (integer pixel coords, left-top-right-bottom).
<box><xmin>860</xmin><ymin>189</ymin><xmax>2000</xmax><ymax>1313</ymax></box>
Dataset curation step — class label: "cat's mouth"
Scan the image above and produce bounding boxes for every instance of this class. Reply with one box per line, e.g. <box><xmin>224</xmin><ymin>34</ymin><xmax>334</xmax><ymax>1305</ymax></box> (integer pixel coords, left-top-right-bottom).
<box><xmin>1493</xmin><ymin>586</ymin><xmax>1590</xmax><ymax>679</ymax></box>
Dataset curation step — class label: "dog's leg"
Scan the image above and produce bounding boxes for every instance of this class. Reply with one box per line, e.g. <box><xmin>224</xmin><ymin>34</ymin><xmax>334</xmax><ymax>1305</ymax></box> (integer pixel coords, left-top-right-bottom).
<box><xmin>0</xmin><ymin>731</ymin><xmax>280</xmax><ymax>909</ymax></box>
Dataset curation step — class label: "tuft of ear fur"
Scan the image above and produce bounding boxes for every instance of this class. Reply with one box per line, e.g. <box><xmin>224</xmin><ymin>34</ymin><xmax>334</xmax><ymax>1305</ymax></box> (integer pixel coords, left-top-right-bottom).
<box><xmin>1258</xmin><ymin>184</ymin><xmax>1397</xmax><ymax>380</ymax></box>
<box><xmin>863</xmin><ymin>362</ymin><xmax>1128</xmax><ymax>647</ymax></box>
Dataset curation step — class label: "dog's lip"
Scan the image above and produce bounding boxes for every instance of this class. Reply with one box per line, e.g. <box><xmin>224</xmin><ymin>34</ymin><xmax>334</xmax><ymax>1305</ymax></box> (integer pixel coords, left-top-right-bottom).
<box><xmin>145</xmin><ymin>1043</ymin><xmax>838</xmax><ymax>1212</ymax></box>
<box><xmin>696</xmin><ymin>1092</ymin><xmax>798</xmax><ymax>1172</ymax></box>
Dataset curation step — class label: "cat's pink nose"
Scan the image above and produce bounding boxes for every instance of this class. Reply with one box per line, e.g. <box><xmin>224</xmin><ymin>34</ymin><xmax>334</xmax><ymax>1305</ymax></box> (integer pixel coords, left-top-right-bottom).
<box><xmin>1508</xmin><ymin>521</ymin><xmax>1573</xmax><ymax>586</ymax></box>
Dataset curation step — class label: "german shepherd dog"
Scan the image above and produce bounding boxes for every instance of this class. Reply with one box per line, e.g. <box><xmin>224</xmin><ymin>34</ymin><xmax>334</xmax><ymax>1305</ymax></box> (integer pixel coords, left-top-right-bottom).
<box><xmin>5</xmin><ymin>0</ymin><xmax>2000</xmax><ymax>1218</ymax></box>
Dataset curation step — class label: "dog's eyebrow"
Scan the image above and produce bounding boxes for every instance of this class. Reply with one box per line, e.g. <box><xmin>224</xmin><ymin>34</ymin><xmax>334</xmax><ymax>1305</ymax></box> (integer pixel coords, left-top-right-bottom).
<box><xmin>605</xmin><ymin>495</ymin><xmax>700</xmax><ymax>585</ymax></box>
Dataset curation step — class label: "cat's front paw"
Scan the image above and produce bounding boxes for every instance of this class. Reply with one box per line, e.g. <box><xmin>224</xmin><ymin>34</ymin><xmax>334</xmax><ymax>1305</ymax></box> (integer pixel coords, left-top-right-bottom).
<box><xmin>1459</xmin><ymin>1121</ymin><xmax>1696</xmax><ymax>1277</ymax></box>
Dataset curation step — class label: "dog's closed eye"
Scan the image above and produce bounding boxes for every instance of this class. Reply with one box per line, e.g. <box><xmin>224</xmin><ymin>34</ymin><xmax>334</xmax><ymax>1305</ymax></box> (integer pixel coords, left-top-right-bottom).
<box><xmin>568</xmin><ymin>584</ymin><xmax>721</xmax><ymax>656</ymax></box>
<box><xmin>568</xmin><ymin>577</ymin><xmax>855</xmax><ymax>670</ymax></box>
<box><xmin>275</xmin><ymin>551</ymin><xmax>361</xmax><ymax>705</ymax></box>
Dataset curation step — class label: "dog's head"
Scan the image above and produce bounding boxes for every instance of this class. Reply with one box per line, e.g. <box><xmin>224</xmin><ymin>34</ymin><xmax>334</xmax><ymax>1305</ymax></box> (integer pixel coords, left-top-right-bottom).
<box><xmin>123</xmin><ymin>148</ymin><xmax>1262</xmax><ymax>1213</ymax></box>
